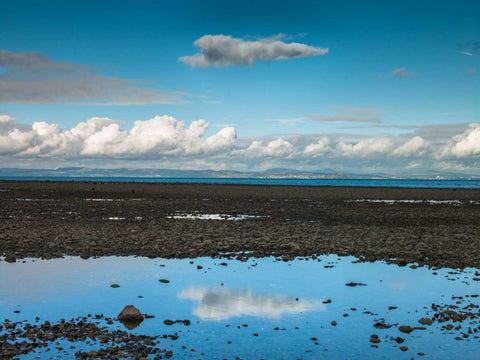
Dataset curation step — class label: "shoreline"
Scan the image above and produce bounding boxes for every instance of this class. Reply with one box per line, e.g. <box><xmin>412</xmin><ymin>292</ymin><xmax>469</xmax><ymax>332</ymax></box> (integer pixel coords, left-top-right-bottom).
<box><xmin>1</xmin><ymin>180</ymin><xmax>479</xmax><ymax>269</ymax></box>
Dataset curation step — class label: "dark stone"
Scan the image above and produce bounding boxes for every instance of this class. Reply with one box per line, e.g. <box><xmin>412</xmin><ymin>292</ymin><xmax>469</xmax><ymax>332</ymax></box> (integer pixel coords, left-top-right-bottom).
<box><xmin>418</xmin><ymin>317</ymin><xmax>434</xmax><ymax>325</ymax></box>
<box><xmin>117</xmin><ymin>305</ymin><xmax>143</xmax><ymax>329</ymax></box>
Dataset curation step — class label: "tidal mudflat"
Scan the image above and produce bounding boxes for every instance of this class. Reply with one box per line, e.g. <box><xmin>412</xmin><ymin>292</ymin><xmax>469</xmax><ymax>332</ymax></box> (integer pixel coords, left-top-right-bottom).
<box><xmin>1</xmin><ymin>181</ymin><xmax>480</xmax><ymax>359</ymax></box>
<box><xmin>1</xmin><ymin>181</ymin><xmax>480</xmax><ymax>268</ymax></box>
<box><xmin>1</xmin><ymin>256</ymin><xmax>480</xmax><ymax>359</ymax></box>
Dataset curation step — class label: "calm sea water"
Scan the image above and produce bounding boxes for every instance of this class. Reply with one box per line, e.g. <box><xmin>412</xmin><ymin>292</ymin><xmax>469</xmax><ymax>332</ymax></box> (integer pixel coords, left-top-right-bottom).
<box><xmin>1</xmin><ymin>176</ymin><xmax>480</xmax><ymax>188</ymax></box>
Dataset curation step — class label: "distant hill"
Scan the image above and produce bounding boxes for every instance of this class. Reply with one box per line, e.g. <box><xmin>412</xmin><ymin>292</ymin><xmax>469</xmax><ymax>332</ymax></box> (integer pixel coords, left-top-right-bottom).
<box><xmin>0</xmin><ymin>167</ymin><xmax>478</xmax><ymax>180</ymax></box>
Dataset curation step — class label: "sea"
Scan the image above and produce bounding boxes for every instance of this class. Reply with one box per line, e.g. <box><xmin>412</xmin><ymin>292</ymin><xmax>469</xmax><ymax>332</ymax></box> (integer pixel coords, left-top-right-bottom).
<box><xmin>1</xmin><ymin>176</ymin><xmax>480</xmax><ymax>188</ymax></box>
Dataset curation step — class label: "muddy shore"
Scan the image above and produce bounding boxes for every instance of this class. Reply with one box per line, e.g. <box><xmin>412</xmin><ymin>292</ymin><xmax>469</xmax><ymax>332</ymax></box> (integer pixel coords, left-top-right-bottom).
<box><xmin>1</xmin><ymin>180</ymin><xmax>479</xmax><ymax>269</ymax></box>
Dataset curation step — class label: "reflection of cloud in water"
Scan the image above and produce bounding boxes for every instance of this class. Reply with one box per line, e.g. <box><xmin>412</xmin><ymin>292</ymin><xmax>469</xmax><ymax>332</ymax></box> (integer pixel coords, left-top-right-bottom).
<box><xmin>179</xmin><ymin>287</ymin><xmax>325</xmax><ymax>320</ymax></box>
<box><xmin>389</xmin><ymin>278</ymin><xmax>406</xmax><ymax>291</ymax></box>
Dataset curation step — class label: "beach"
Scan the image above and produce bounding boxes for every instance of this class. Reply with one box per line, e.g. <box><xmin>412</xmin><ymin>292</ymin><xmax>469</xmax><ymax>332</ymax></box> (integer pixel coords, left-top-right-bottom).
<box><xmin>1</xmin><ymin>180</ymin><xmax>479</xmax><ymax>269</ymax></box>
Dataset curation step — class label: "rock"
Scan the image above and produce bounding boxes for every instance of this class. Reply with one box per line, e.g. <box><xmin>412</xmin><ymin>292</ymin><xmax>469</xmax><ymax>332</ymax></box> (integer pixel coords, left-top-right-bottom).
<box><xmin>4</xmin><ymin>255</ymin><xmax>16</xmax><ymax>263</ymax></box>
<box><xmin>370</xmin><ymin>334</ymin><xmax>381</xmax><ymax>343</ymax></box>
<box><xmin>345</xmin><ymin>282</ymin><xmax>366</xmax><ymax>287</ymax></box>
<box><xmin>159</xmin><ymin>279</ymin><xmax>170</xmax><ymax>283</ymax></box>
<box><xmin>395</xmin><ymin>337</ymin><xmax>405</xmax><ymax>343</ymax></box>
<box><xmin>398</xmin><ymin>325</ymin><xmax>413</xmax><ymax>334</ymax></box>
<box><xmin>164</xmin><ymin>319</ymin><xmax>174</xmax><ymax>325</ymax></box>
<box><xmin>331</xmin><ymin>321</ymin><xmax>337</xmax><ymax>326</ymax></box>
<box><xmin>118</xmin><ymin>305</ymin><xmax>143</xmax><ymax>329</ymax></box>
<box><xmin>400</xmin><ymin>346</ymin><xmax>408</xmax><ymax>351</ymax></box>
<box><xmin>418</xmin><ymin>317</ymin><xmax>434</xmax><ymax>325</ymax></box>
<box><xmin>164</xmin><ymin>350</ymin><xmax>173</xmax><ymax>358</ymax></box>
<box><xmin>110</xmin><ymin>284</ymin><xmax>120</xmax><ymax>288</ymax></box>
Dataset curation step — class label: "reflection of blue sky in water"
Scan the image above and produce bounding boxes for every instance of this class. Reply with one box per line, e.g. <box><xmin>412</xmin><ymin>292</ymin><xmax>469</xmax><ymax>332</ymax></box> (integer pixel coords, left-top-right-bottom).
<box><xmin>1</xmin><ymin>255</ymin><xmax>480</xmax><ymax>359</ymax></box>
<box><xmin>179</xmin><ymin>287</ymin><xmax>324</xmax><ymax>320</ymax></box>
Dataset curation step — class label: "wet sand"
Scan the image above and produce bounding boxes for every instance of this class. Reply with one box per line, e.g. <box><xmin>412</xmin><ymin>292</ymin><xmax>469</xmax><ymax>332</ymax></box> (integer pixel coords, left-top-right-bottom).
<box><xmin>1</xmin><ymin>180</ymin><xmax>479</xmax><ymax>268</ymax></box>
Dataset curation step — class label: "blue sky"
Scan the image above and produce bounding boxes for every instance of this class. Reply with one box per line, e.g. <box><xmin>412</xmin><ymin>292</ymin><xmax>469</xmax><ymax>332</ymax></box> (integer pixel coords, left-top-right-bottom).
<box><xmin>0</xmin><ymin>0</ymin><xmax>479</xmax><ymax>175</ymax></box>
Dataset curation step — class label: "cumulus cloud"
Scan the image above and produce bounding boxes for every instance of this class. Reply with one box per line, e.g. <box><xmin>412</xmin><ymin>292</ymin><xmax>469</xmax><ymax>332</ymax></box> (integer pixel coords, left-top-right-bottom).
<box><xmin>303</xmin><ymin>136</ymin><xmax>331</xmax><ymax>157</ymax></box>
<box><xmin>390</xmin><ymin>67</ymin><xmax>416</xmax><ymax>78</ymax></box>
<box><xmin>243</xmin><ymin>138</ymin><xmax>295</xmax><ymax>157</ymax></box>
<box><xmin>308</xmin><ymin>107</ymin><xmax>381</xmax><ymax>124</ymax></box>
<box><xmin>179</xmin><ymin>287</ymin><xmax>324</xmax><ymax>320</ymax></box>
<box><xmin>393</xmin><ymin>136</ymin><xmax>430</xmax><ymax>157</ymax></box>
<box><xmin>442</xmin><ymin>123</ymin><xmax>480</xmax><ymax>158</ymax></box>
<box><xmin>0</xmin><ymin>50</ymin><xmax>186</xmax><ymax>105</ymax></box>
<box><xmin>336</xmin><ymin>137</ymin><xmax>395</xmax><ymax>157</ymax></box>
<box><xmin>0</xmin><ymin>115</ymin><xmax>236</xmax><ymax>157</ymax></box>
<box><xmin>0</xmin><ymin>115</ymin><xmax>15</xmax><ymax>123</ymax></box>
<box><xmin>1</xmin><ymin>113</ymin><xmax>478</xmax><ymax>175</ymax></box>
<box><xmin>180</xmin><ymin>34</ymin><xmax>328</xmax><ymax>67</ymax></box>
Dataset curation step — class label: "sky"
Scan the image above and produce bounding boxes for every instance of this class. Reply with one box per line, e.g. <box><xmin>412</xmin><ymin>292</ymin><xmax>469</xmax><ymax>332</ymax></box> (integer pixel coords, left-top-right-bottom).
<box><xmin>0</xmin><ymin>0</ymin><xmax>479</xmax><ymax>176</ymax></box>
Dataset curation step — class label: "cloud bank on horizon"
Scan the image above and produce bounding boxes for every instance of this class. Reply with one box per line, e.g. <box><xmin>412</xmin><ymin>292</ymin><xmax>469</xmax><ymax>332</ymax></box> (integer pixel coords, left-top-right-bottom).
<box><xmin>180</xmin><ymin>34</ymin><xmax>328</xmax><ymax>67</ymax></box>
<box><xmin>0</xmin><ymin>113</ymin><xmax>478</xmax><ymax>174</ymax></box>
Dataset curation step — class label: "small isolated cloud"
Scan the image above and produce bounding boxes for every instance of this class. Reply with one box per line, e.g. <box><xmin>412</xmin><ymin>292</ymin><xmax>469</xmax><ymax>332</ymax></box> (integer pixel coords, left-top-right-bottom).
<box><xmin>0</xmin><ymin>50</ymin><xmax>186</xmax><ymax>105</ymax></box>
<box><xmin>180</xmin><ymin>34</ymin><xmax>328</xmax><ymax>67</ymax></box>
<box><xmin>0</xmin><ymin>115</ymin><xmax>236</xmax><ymax>157</ymax></box>
<box><xmin>390</xmin><ymin>67</ymin><xmax>416</xmax><ymax>78</ymax></box>
<box><xmin>393</xmin><ymin>136</ymin><xmax>430</xmax><ymax>157</ymax></box>
<box><xmin>457</xmin><ymin>41</ymin><xmax>480</xmax><ymax>56</ymax></box>
<box><xmin>308</xmin><ymin>107</ymin><xmax>381</xmax><ymax>124</ymax></box>
<box><xmin>442</xmin><ymin>123</ymin><xmax>480</xmax><ymax>158</ymax></box>
<box><xmin>179</xmin><ymin>287</ymin><xmax>324</xmax><ymax>320</ymax></box>
<box><xmin>457</xmin><ymin>51</ymin><xmax>474</xmax><ymax>56</ymax></box>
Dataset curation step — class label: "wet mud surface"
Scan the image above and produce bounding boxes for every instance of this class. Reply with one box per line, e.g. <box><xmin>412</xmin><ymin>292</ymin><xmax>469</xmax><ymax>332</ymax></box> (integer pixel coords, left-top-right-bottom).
<box><xmin>1</xmin><ymin>180</ymin><xmax>480</xmax><ymax>268</ymax></box>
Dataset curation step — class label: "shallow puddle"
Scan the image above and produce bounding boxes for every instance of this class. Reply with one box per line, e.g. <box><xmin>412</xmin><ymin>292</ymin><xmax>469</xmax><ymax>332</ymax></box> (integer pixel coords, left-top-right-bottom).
<box><xmin>1</xmin><ymin>256</ymin><xmax>480</xmax><ymax>359</ymax></box>
<box><xmin>167</xmin><ymin>213</ymin><xmax>266</xmax><ymax>221</ymax></box>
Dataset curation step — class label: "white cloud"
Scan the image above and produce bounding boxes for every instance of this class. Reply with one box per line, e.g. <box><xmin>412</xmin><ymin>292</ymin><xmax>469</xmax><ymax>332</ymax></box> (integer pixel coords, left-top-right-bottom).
<box><xmin>336</xmin><ymin>137</ymin><xmax>395</xmax><ymax>157</ymax></box>
<box><xmin>442</xmin><ymin>123</ymin><xmax>480</xmax><ymax>158</ymax></box>
<box><xmin>179</xmin><ymin>287</ymin><xmax>324</xmax><ymax>320</ymax></box>
<box><xmin>0</xmin><ymin>115</ymin><xmax>236</xmax><ymax>158</ymax></box>
<box><xmin>303</xmin><ymin>136</ymin><xmax>331</xmax><ymax>157</ymax></box>
<box><xmin>393</xmin><ymin>136</ymin><xmax>430</xmax><ymax>157</ymax></box>
<box><xmin>244</xmin><ymin>138</ymin><xmax>295</xmax><ymax>157</ymax></box>
<box><xmin>0</xmin><ymin>50</ymin><xmax>186</xmax><ymax>105</ymax></box>
<box><xmin>180</xmin><ymin>34</ymin><xmax>328</xmax><ymax>67</ymax></box>
<box><xmin>1</xmin><ymin>113</ymin><xmax>478</xmax><ymax>176</ymax></box>
<box><xmin>0</xmin><ymin>115</ymin><xmax>15</xmax><ymax>123</ymax></box>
